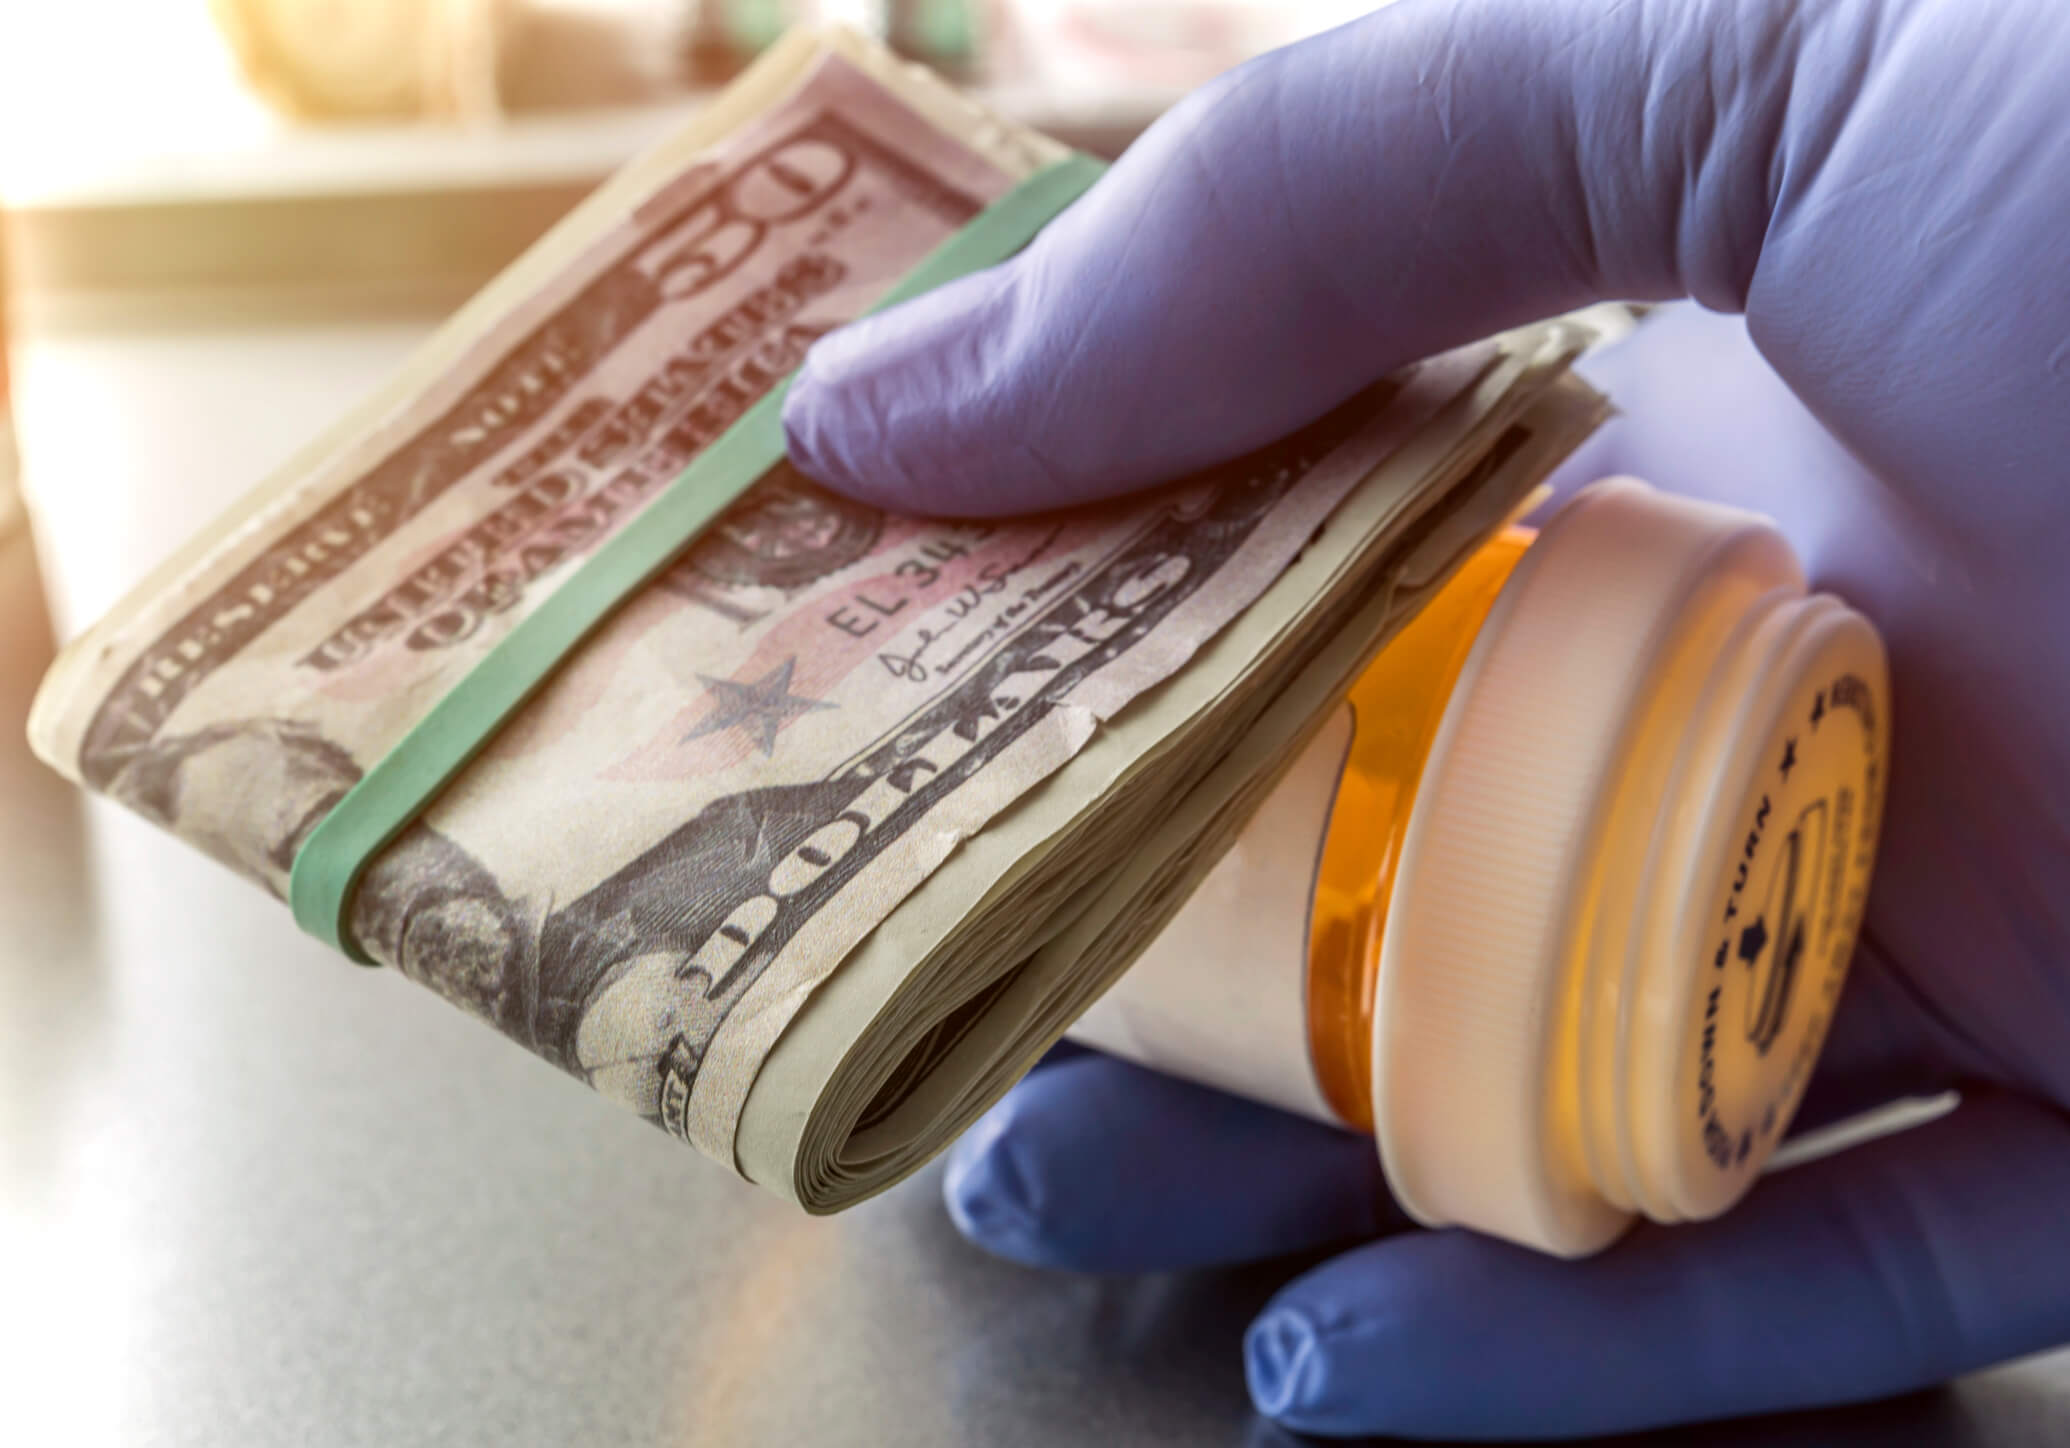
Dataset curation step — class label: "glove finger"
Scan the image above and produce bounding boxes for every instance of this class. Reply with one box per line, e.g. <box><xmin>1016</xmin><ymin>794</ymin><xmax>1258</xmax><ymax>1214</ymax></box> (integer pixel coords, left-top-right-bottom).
<box><xmin>953</xmin><ymin>879</ymin><xmax>1973</xmax><ymax>1278</ymax></box>
<box><xmin>943</xmin><ymin>1052</ymin><xmax>1408</xmax><ymax>1273</ymax></box>
<box><xmin>1243</xmin><ymin>1089</ymin><xmax>2070</xmax><ymax>1441</ymax></box>
<box><xmin>786</xmin><ymin>0</ymin><xmax>1821</xmax><ymax>515</ymax></box>
<box><xmin>948</xmin><ymin>946</ymin><xmax>1962</xmax><ymax>1274</ymax></box>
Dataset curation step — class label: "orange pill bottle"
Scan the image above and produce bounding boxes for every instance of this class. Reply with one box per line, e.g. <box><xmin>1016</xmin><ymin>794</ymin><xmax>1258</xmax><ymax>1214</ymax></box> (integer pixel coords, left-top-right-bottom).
<box><xmin>1070</xmin><ymin>479</ymin><xmax>1890</xmax><ymax>1257</ymax></box>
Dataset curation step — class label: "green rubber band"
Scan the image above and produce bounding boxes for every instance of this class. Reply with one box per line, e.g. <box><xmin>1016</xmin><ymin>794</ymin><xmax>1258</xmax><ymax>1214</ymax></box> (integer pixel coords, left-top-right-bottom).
<box><xmin>291</xmin><ymin>152</ymin><xmax>1107</xmax><ymax>960</ymax></box>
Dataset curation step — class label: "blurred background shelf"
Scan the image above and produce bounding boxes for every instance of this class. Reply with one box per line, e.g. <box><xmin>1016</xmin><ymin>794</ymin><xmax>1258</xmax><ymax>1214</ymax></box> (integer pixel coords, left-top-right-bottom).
<box><xmin>6</xmin><ymin>0</ymin><xmax>1390</xmax><ymax>324</ymax></box>
<box><xmin>0</xmin><ymin>90</ymin><xmax>1170</xmax><ymax>326</ymax></box>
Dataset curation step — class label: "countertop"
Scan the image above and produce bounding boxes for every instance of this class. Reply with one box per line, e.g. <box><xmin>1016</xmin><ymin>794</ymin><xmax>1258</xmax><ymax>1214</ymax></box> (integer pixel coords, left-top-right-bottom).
<box><xmin>4</xmin><ymin>306</ymin><xmax>2068</xmax><ymax>1448</ymax></box>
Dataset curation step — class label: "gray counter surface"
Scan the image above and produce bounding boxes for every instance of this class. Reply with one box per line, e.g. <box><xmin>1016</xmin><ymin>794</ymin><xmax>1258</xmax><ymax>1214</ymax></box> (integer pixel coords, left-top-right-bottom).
<box><xmin>4</xmin><ymin>315</ymin><xmax>2066</xmax><ymax>1448</ymax></box>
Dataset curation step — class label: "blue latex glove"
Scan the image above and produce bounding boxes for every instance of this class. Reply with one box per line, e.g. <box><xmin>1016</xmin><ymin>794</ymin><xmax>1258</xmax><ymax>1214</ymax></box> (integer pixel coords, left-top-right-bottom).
<box><xmin>783</xmin><ymin>0</ymin><xmax>2070</xmax><ymax>1438</ymax></box>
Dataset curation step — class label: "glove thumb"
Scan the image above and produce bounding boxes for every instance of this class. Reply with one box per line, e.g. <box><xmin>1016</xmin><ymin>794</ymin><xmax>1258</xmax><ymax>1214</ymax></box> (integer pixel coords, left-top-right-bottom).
<box><xmin>1244</xmin><ymin>1091</ymin><xmax>2070</xmax><ymax>1440</ymax></box>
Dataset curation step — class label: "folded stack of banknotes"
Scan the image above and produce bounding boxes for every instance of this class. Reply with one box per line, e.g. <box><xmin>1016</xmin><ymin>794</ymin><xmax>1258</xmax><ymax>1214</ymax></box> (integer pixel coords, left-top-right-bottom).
<box><xmin>30</xmin><ymin>28</ymin><xmax>1607</xmax><ymax>1209</ymax></box>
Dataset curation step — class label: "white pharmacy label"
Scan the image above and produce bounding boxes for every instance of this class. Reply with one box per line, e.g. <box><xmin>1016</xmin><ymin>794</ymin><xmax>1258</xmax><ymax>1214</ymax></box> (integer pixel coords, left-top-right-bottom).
<box><xmin>1068</xmin><ymin>703</ymin><xmax>1352</xmax><ymax>1123</ymax></box>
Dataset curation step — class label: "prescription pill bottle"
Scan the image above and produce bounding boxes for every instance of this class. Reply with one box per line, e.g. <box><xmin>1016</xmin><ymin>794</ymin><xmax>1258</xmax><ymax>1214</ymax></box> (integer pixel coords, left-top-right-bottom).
<box><xmin>1070</xmin><ymin>478</ymin><xmax>1890</xmax><ymax>1257</ymax></box>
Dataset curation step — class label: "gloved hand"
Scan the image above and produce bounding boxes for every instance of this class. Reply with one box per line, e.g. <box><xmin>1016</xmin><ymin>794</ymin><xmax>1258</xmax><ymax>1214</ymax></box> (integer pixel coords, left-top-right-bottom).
<box><xmin>782</xmin><ymin>0</ymin><xmax>2070</xmax><ymax>1438</ymax></box>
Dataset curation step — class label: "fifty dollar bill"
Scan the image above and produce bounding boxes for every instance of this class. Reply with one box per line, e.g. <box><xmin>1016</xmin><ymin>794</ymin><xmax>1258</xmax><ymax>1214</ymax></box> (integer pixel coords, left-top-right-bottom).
<box><xmin>30</xmin><ymin>28</ymin><xmax>1607</xmax><ymax>1208</ymax></box>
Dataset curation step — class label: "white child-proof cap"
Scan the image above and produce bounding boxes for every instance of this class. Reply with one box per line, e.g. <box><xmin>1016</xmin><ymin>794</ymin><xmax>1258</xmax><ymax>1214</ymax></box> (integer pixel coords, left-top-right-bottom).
<box><xmin>1372</xmin><ymin>478</ymin><xmax>1890</xmax><ymax>1256</ymax></box>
